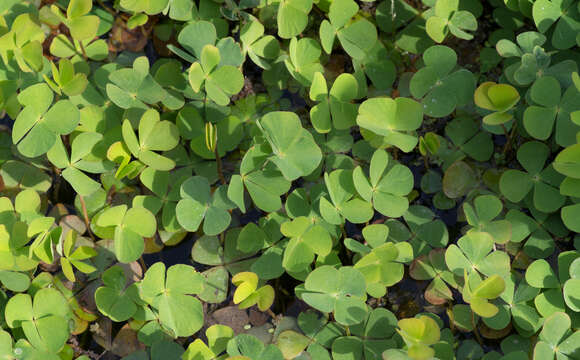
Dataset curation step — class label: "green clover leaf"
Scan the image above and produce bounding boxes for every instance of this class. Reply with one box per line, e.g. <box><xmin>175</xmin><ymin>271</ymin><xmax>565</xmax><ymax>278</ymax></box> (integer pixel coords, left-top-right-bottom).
<box><xmin>426</xmin><ymin>0</ymin><xmax>477</xmax><ymax>42</ymax></box>
<box><xmin>257</xmin><ymin>111</ymin><xmax>323</xmax><ymax>181</ymax></box>
<box><xmin>352</xmin><ymin>149</ymin><xmax>414</xmax><ymax>218</ymax></box>
<box><xmin>95</xmin><ymin>265</ymin><xmax>140</xmax><ymax>322</ymax></box>
<box><xmin>356</xmin><ymin>97</ymin><xmax>423</xmax><ymax>152</ymax></box>
<box><xmin>410</xmin><ymin>45</ymin><xmax>475</xmax><ymax>117</ymax></box>
<box><xmin>188</xmin><ymin>45</ymin><xmax>244</xmax><ymax>106</ymax></box>
<box><xmin>284</xmin><ymin>37</ymin><xmax>324</xmax><ymax>86</ymax></box>
<box><xmin>96</xmin><ymin>204</ymin><xmax>157</xmax><ymax>263</ymax></box>
<box><xmin>410</xmin><ymin>249</ymin><xmax>460</xmax><ymax>305</ymax></box>
<box><xmin>121</xmin><ymin>108</ymin><xmax>180</xmax><ymax>171</ymax></box>
<box><xmin>176</xmin><ymin>176</ymin><xmax>233</xmax><ymax>235</ymax></box>
<box><xmin>320</xmin><ymin>168</ymin><xmax>374</xmax><ymax>225</ymax></box>
<box><xmin>5</xmin><ymin>288</ymin><xmax>70</xmax><ymax>353</ymax></box>
<box><xmin>533</xmin><ymin>0</ymin><xmax>580</xmax><ymax>50</ymax></box>
<box><xmin>300</xmin><ymin>265</ymin><xmax>368</xmax><ymax>326</ymax></box>
<box><xmin>319</xmin><ymin>0</ymin><xmax>378</xmax><ymax>60</ymax></box>
<box><xmin>463</xmin><ymin>195</ymin><xmax>512</xmax><ymax>244</ymax></box>
<box><xmin>499</xmin><ymin>141</ymin><xmax>566</xmax><ymax>213</ymax></box>
<box><xmin>13</xmin><ymin>84</ymin><xmax>80</xmax><ymax>158</ymax></box>
<box><xmin>445</xmin><ymin>232</ymin><xmax>510</xmax><ymax>278</ymax></box>
<box><xmin>277</xmin><ymin>0</ymin><xmax>313</xmax><ymax>39</ymax></box>
<box><xmin>280</xmin><ymin>216</ymin><xmax>332</xmax><ymax>273</ymax></box>
<box><xmin>309</xmin><ymin>72</ymin><xmax>358</xmax><ymax>133</ymax></box>
<box><xmin>139</xmin><ymin>262</ymin><xmax>205</xmax><ymax>338</ymax></box>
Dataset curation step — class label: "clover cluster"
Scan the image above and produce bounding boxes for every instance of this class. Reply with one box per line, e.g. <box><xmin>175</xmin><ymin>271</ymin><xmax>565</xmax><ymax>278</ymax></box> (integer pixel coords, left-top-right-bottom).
<box><xmin>0</xmin><ymin>0</ymin><xmax>579</xmax><ymax>359</ymax></box>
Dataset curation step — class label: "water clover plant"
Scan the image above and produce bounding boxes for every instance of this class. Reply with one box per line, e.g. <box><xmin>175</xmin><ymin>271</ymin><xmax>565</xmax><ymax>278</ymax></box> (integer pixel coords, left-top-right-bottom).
<box><xmin>352</xmin><ymin>149</ymin><xmax>413</xmax><ymax>218</ymax></box>
<box><xmin>356</xmin><ymin>97</ymin><xmax>423</xmax><ymax>152</ymax></box>
<box><xmin>318</xmin><ymin>0</ymin><xmax>378</xmax><ymax>60</ymax></box>
<box><xmin>442</xmin><ymin>116</ymin><xmax>494</xmax><ymax>163</ymax></box>
<box><xmin>387</xmin><ymin>205</ymin><xmax>449</xmax><ymax>257</ymax></box>
<box><xmin>533</xmin><ymin>0</ymin><xmax>580</xmax><ymax>49</ymax></box>
<box><xmin>499</xmin><ymin>141</ymin><xmax>566</xmax><ymax>213</ymax></box>
<box><xmin>309</xmin><ymin>72</ymin><xmax>358</xmax><ymax>133</ymax></box>
<box><xmin>231</xmin><ymin>271</ymin><xmax>275</xmax><ymax>311</ymax></box>
<box><xmin>330</xmin><ymin>308</ymin><xmax>398</xmax><ymax>359</ymax></box>
<box><xmin>299</xmin><ymin>266</ymin><xmax>368</xmax><ymax>326</ymax></box>
<box><xmin>525</xmin><ymin>251</ymin><xmax>580</xmax><ymax>317</ymax></box>
<box><xmin>410</xmin><ymin>45</ymin><xmax>475</xmax><ymax>117</ymax></box>
<box><xmin>13</xmin><ymin>84</ymin><xmax>80</xmax><ymax>158</ymax></box>
<box><xmin>188</xmin><ymin>45</ymin><xmax>244</xmax><ymax>106</ymax></box>
<box><xmin>445</xmin><ymin>232</ymin><xmax>511</xmax><ymax>278</ymax></box>
<box><xmin>139</xmin><ymin>262</ymin><xmax>205</xmax><ymax>338</ymax></box>
<box><xmin>258</xmin><ymin>111</ymin><xmax>323</xmax><ymax>181</ymax></box>
<box><xmin>5</xmin><ymin>288</ymin><xmax>71</xmax><ymax>354</ymax></box>
<box><xmin>320</xmin><ymin>168</ymin><xmax>374</xmax><ymax>225</ymax></box>
<box><xmin>95</xmin><ymin>265</ymin><xmax>140</xmax><ymax>322</ymax></box>
<box><xmin>58</xmin><ymin>230</ymin><xmax>97</xmax><ymax>282</ymax></box>
<box><xmin>240</xmin><ymin>19</ymin><xmax>280</xmax><ymax>69</ymax></box>
<box><xmin>474</xmin><ymin>81</ymin><xmax>520</xmax><ymax>125</ymax></box>
<box><xmin>410</xmin><ymin>249</ymin><xmax>460</xmax><ymax>305</ymax></box>
<box><xmin>43</xmin><ymin>59</ymin><xmax>88</xmax><ymax>97</ymax></box>
<box><xmin>284</xmin><ymin>37</ymin><xmax>325</xmax><ymax>86</ymax></box>
<box><xmin>0</xmin><ymin>0</ymin><xmax>579</xmax><ymax>358</ymax></box>
<box><xmin>533</xmin><ymin>312</ymin><xmax>580</xmax><ymax>359</ymax></box>
<box><xmin>96</xmin><ymin>204</ymin><xmax>157</xmax><ymax>262</ymax></box>
<box><xmin>51</xmin><ymin>0</ymin><xmax>100</xmax><ymax>41</ymax></box>
<box><xmin>396</xmin><ymin>315</ymin><xmax>441</xmax><ymax>360</ymax></box>
<box><xmin>354</xmin><ymin>241</ymin><xmax>413</xmax><ymax>298</ymax></box>
<box><xmin>523</xmin><ymin>75</ymin><xmax>580</xmax><ymax>147</ymax></box>
<box><xmin>176</xmin><ymin>176</ymin><xmax>233</xmax><ymax>235</ymax></box>
<box><xmin>426</xmin><ymin>0</ymin><xmax>478</xmax><ymax>42</ymax></box>
<box><xmin>106</xmin><ymin>57</ymin><xmax>168</xmax><ymax>109</ymax></box>
<box><xmin>121</xmin><ymin>108</ymin><xmax>180</xmax><ymax>171</ymax></box>
<box><xmin>463</xmin><ymin>271</ymin><xmax>506</xmax><ymax>317</ymax></box>
<box><xmin>0</xmin><ymin>13</ymin><xmax>45</xmax><ymax>73</ymax></box>
<box><xmin>47</xmin><ymin>132</ymin><xmax>105</xmax><ymax>196</ymax></box>
<box><xmin>482</xmin><ymin>273</ymin><xmax>543</xmax><ymax>336</ymax></box>
<box><xmin>280</xmin><ymin>216</ymin><xmax>333</xmax><ymax>273</ymax></box>
<box><xmin>463</xmin><ymin>194</ymin><xmax>512</xmax><ymax>244</ymax></box>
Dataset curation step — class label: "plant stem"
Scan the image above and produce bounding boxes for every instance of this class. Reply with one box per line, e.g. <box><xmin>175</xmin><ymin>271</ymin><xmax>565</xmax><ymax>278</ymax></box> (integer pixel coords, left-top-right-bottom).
<box><xmin>79</xmin><ymin>41</ymin><xmax>88</xmax><ymax>60</ymax></box>
<box><xmin>340</xmin><ymin>224</ymin><xmax>347</xmax><ymax>240</ymax></box>
<box><xmin>79</xmin><ymin>195</ymin><xmax>96</xmax><ymax>241</ymax></box>
<box><xmin>502</xmin><ymin>122</ymin><xmax>518</xmax><ymax>154</ymax></box>
<box><xmin>447</xmin><ymin>305</ymin><xmax>455</xmax><ymax>333</ymax></box>
<box><xmin>96</xmin><ymin>0</ymin><xmax>117</xmax><ymax>16</ymax></box>
<box><xmin>52</xmin><ymin>165</ymin><xmax>61</xmax><ymax>205</ymax></box>
<box><xmin>139</xmin><ymin>256</ymin><xmax>148</xmax><ymax>272</ymax></box>
<box><xmin>471</xmin><ymin>310</ymin><xmax>483</xmax><ymax>345</ymax></box>
<box><xmin>266</xmin><ymin>309</ymin><xmax>277</xmax><ymax>320</ymax></box>
<box><xmin>215</xmin><ymin>146</ymin><xmax>226</xmax><ymax>185</ymax></box>
<box><xmin>500</xmin><ymin>123</ymin><xmax>509</xmax><ymax>138</ymax></box>
<box><xmin>105</xmin><ymin>185</ymin><xmax>116</xmax><ymax>204</ymax></box>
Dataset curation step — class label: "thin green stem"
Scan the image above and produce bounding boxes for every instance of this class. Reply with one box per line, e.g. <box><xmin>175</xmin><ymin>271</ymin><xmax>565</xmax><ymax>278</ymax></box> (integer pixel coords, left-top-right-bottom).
<box><xmin>502</xmin><ymin>122</ymin><xmax>518</xmax><ymax>154</ymax></box>
<box><xmin>471</xmin><ymin>310</ymin><xmax>483</xmax><ymax>345</ymax></box>
<box><xmin>215</xmin><ymin>146</ymin><xmax>226</xmax><ymax>185</ymax></box>
<box><xmin>79</xmin><ymin>195</ymin><xmax>96</xmax><ymax>241</ymax></box>
<box><xmin>96</xmin><ymin>0</ymin><xmax>117</xmax><ymax>16</ymax></box>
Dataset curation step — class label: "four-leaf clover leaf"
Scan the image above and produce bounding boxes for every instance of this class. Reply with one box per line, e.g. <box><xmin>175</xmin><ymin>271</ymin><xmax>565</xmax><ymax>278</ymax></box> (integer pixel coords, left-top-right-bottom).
<box><xmin>188</xmin><ymin>44</ymin><xmax>244</xmax><ymax>106</ymax></box>
<box><xmin>309</xmin><ymin>72</ymin><xmax>358</xmax><ymax>133</ymax></box>
<box><xmin>139</xmin><ymin>262</ymin><xmax>205</xmax><ymax>338</ymax></box>
<box><xmin>300</xmin><ymin>265</ymin><xmax>368</xmax><ymax>326</ymax></box>
<box><xmin>96</xmin><ymin>204</ymin><xmax>157</xmax><ymax>263</ymax></box>
<box><xmin>176</xmin><ymin>176</ymin><xmax>234</xmax><ymax>236</ymax></box>
<box><xmin>13</xmin><ymin>84</ymin><xmax>79</xmax><ymax>158</ymax></box>
<box><xmin>353</xmin><ymin>149</ymin><xmax>414</xmax><ymax>218</ymax></box>
<box><xmin>499</xmin><ymin>141</ymin><xmax>566</xmax><ymax>213</ymax></box>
